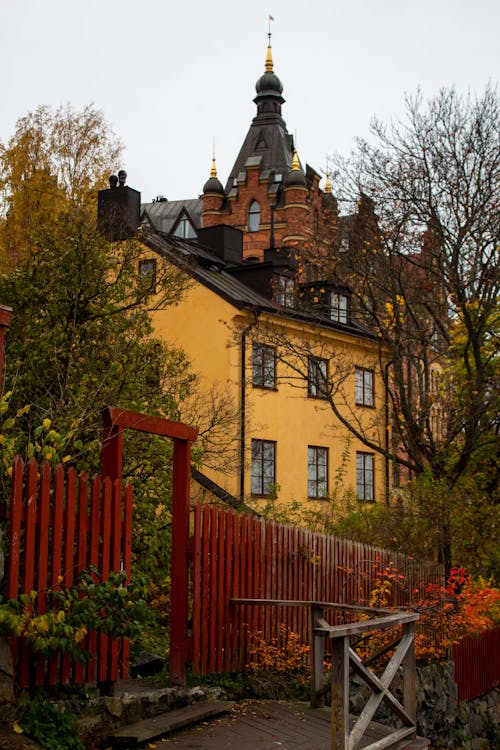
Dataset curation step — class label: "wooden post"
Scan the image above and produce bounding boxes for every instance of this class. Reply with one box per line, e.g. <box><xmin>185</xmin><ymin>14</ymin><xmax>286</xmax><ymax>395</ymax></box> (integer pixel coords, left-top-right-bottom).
<box><xmin>331</xmin><ymin>635</ymin><xmax>349</xmax><ymax>750</ymax></box>
<box><xmin>0</xmin><ymin>305</ymin><xmax>12</xmax><ymax>394</ymax></box>
<box><xmin>402</xmin><ymin>621</ymin><xmax>417</xmax><ymax>724</ymax></box>
<box><xmin>169</xmin><ymin>436</ymin><xmax>192</xmax><ymax>686</ymax></box>
<box><xmin>311</xmin><ymin>604</ymin><xmax>325</xmax><ymax>708</ymax></box>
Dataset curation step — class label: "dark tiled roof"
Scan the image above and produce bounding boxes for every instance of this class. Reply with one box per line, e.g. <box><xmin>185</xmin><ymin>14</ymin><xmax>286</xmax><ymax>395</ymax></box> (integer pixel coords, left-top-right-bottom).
<box><xmin>141</xmin><ymin>229</ymin><xmax>378</xmax><ymax>342</ymax></box>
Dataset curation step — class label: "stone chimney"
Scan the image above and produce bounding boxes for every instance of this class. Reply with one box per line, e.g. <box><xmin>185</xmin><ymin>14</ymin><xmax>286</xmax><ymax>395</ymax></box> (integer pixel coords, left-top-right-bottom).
<box><xmin>97</xmin><ymin>170</ymin><xmax>141</xmax><ymax>242</ymax></box>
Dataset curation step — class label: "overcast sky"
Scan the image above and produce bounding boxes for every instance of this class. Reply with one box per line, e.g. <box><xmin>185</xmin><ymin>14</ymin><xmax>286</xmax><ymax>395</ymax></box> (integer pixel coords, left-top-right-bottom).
<box><xmin>1</xmin><ymin>0</ymin><xmax>498</xmax><ymax>204</ymax></box>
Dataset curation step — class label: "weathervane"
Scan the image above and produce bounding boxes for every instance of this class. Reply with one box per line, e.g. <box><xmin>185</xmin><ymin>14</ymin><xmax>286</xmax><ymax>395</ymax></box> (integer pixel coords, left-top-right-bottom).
<box><xmin>268</xmin><ymin>13</ymin><xmax>274</xmax><ymax>43</ymax></box>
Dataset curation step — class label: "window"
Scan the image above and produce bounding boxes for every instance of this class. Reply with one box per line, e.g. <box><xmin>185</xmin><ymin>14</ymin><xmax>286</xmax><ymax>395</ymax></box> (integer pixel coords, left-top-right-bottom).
<box><xmin>308</xmin><ymin>446</ymin><xmax>328</xmax><ymax>498</ymax></box>
<box><xmin>274</xmin><ymin>275</ymin><xmax>296</xmax><ymax>308</ymax></box>
<box><xmin>248</xmin><ymin>200</ymin><xmax>260</xmax><ymax>232</ymax></box>
<box><xmin>138</xmin><ymin>259</ymin><xmax>157</xmax><ymax>293</ymax></box>
<box><xmin>356</xmin><ymin>453</ymin><xmax>374</xmax><ymax>501</ymax></box>
<box><xmin>252</xmin><ymin>344</ymin><xmax>276</xmax><ymax>389</ymax></box>
<box><xmin>251</xmin><ymin>439</ymin><xmax>276</xmax><ymax>496</ymax></box>
<box><xmin>331</xmin><ymin>292</ymin><xmax>349</xmax><ymax>324</ymax></box>
<box><xmin>173</xmin><ymin>215</ymin><xmax>197</xmax><ymax>239</ymax></box>
<box><xmin>355</xmin><ymin>368</ymin><xmax>374</xmax><ymax>406</ymax></box>
<box><xmin>308</xmin><ymin>357</ymin><xmax>328</xmax><ymax>399</ymax></box>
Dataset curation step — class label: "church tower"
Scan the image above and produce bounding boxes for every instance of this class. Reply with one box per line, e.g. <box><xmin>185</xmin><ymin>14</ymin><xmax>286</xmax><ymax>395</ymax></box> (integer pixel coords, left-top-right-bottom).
<box><xmin>202</xmin><ymin>37</ymin><xmax>338</xmax><ymax>263</ymax></box>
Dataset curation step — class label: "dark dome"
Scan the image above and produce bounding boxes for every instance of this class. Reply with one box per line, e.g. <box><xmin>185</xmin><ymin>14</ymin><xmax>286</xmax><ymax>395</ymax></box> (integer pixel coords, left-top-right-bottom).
<box><xmin>255</xmin><ymin>71</ymin><xmax>283</xmax><ymax>96</ymax></box>
<box><xmin>203</xmin><ymin>176</ymin><xmax>224</xmax><ymax>194</ymax></box>
<box><xmin>285</xmin><ymin>166</ymin><xmax>306</xmax><ymax>188</ymax></box>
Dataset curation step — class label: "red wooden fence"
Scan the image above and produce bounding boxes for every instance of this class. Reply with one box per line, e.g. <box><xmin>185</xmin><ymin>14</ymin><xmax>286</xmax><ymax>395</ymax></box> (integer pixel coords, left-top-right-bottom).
<box><xmin>190</xmin><ymin>504</ymin><xmax>443</xmax><ymax>675</ymax></box>
<box><xmin>452</xmin><ymin>626</ymin><xmax>500</xmax><ymax>702</ymax></box>
<box><xmin>6</xmin><ymin>456</ymin><xmax>133</xmax><ymax>689</ymax></box>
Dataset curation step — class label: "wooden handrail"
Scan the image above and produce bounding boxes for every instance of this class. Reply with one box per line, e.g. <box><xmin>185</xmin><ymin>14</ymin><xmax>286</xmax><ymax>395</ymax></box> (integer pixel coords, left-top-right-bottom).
<box><xmin>231</xmin><ymin>597</ymin><xmax>420</xmax><ymax>750</ymax></box>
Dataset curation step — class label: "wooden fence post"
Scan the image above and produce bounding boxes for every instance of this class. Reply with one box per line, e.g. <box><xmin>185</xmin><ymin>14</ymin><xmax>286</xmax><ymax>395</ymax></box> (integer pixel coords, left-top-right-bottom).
<box><xmin>169</xmin><ymin>437</ymin><xmax>192</xmax><ymax>687</ymax></box>
<box><xmin>402</xmin><ymin>621</ymin><xmax>417</xmax><ymax>723</ymax></box>
<box><xmin>0</xmin><ymin>305</ymin><xmax>12</xmax><ymax>394</ymax></box>
<box><xmin>331</xmin><ymin>635</ymin><xmax>349</xmax><ymax>750</ymax></box>
<box><xmin>311</xmin><ymin>604</ymin><xmax>325</xmax><ymax>708</ymax></box>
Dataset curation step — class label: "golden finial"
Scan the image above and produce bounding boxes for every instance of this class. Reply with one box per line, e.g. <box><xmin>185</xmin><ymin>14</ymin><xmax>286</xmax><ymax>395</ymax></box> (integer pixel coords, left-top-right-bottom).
<box><xmin>291</xmin><ymin>149</ymin><xmax>300</xmax><ymax>171</ymax></box>
<box><xmin>265</xmin><ymin>14</ymin><xmax>274</xmax><ymax>72</ymax></box>
<box><xmin>210</xmin><ymin>139</ymin><xmax>217</xmax><ymax>178</ymax></box>
<box><xmin>324</xmin><ymin>173</ymin><xmax>332</xmax><ymax>194</ymax></box>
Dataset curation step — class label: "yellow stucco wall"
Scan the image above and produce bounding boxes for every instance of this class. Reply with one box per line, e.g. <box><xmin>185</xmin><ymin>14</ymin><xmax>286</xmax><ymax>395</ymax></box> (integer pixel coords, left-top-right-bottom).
<box><xmin>145</xmin><ymin>254</ymin><xmax>389</xmax><ymax>508</ymax></box>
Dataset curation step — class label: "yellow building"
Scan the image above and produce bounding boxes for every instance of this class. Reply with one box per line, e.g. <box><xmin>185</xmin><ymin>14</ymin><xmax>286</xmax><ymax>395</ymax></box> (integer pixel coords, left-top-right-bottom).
<box><xmin>135</xmin><ymin>226</ymin><xmax>390</xmax><ymax>509</ymax></box>
<box><xmin>97</xmin><ymin>40</ymin><xmax>391</xmax><ymax>510</ymax></box>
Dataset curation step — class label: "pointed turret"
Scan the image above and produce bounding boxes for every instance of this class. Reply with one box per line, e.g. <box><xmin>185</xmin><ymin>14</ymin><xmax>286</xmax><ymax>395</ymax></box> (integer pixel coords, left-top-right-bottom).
<box><xmin>225</xmin><ymin>36</ymin><xmax>293</xmax><ymax>193</ymax></box>
<box><xmin>203</xmin><ymin>155</ymin><xmax>224</xmax><ymax>195</ymax></box>
<box><xmin>285</xmin><ymin>149</ymin><xmax>306</xmax><ymax>188</ymax></box>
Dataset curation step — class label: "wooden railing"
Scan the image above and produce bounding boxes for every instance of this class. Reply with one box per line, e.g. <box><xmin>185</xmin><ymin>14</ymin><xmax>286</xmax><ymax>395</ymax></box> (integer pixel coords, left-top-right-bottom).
<box><xmin>233</xmin><ymin>598</ymin><xmax>420</xmax><ymax>750</ymax></box>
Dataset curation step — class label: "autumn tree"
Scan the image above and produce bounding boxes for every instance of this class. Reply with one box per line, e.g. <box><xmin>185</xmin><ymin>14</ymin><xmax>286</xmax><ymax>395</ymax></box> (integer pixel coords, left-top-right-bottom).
<box><xmin>325</xmin><ymin>85</ymin><xmax>499</xmax><ymax>568</ymax></box>
<box><xmin>0</xmin><ymin>105</ymin><xmax>239</xmax><ymax>582</ymax></box>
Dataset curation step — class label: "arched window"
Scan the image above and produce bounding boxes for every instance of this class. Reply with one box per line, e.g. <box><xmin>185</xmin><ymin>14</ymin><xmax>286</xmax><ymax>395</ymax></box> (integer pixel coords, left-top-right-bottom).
<box><xmin>248</xmin><ymin>200</ymin><xmax>260</xmax><ymax>232</ymax></box>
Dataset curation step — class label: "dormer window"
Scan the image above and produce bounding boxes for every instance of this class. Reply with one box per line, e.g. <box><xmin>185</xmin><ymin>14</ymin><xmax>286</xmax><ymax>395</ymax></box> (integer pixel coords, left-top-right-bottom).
<box><xmin>274</xmin><ymin>275</ymin><xmax>295</xmax><ymax>308</ymax></box>
<box><xmin>173</xmin><ymin>215</ymin><xmax>197</xmax><ymax>239</ymax></box>
<box><xmin>331</xmin><ymin>292</ymin><xmax>349</xmax><ymax>324</ymax></box>
<box><xmin>248</xmin><ymin>201</ymin><xmax>261</xmax><ymax>232</ymax></box>
<box><xmin>139</xmin><ymin>259</ymin><xmax>157</xmax><ymax>293</ymax></box>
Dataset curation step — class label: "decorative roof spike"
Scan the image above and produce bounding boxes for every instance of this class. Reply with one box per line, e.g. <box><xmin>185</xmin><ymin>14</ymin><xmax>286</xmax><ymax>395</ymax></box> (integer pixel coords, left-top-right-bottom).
<box><xmin>265</xmin><ymin>43</ymin><xmax>274</xmax><ymax>72</ymax></box>
<box><xmin>210</xmin><ymin>155</ymin><xmax>217</xmax><ymax>178</ymax></box>
<box><xmin>266</xmin><ymin>14</ymin><xmax>274</xmax><ymax>72</ymax></box>
<box><xmin>291</xmin><ymin>149</ymin><xmax>300</xmax><ymax>171</ymax></box>
<box><xmin>324</xmin><ymin>173</ymin><xmax>332</xmax><ymax>194</ymax></box>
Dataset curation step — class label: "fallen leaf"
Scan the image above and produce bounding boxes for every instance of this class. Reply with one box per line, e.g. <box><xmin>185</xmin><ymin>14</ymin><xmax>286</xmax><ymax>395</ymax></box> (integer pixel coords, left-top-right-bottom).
<box><xmin>13</xmin><ymin>722</ymin><xmax>24</xmax><ymax>734</ymax></box>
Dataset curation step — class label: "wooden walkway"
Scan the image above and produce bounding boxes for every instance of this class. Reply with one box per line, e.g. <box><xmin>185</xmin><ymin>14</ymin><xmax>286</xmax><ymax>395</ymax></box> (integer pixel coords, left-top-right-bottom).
<box><xmin>163</xmin><ymin>700</ymin><xmax>429</xmax><ymax>750</ymax></box>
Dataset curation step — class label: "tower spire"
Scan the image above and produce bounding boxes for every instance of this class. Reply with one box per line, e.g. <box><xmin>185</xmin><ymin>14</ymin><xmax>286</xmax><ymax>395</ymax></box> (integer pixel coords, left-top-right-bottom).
<box><xmin>210</xmin><ymin>139</ymin><xmax>217</xmax><ymax>178</ymax></box>
<box><xmin>266</xmin><ymin>14</ymin><xmax>274</xmax><ymax>72</ymax></box>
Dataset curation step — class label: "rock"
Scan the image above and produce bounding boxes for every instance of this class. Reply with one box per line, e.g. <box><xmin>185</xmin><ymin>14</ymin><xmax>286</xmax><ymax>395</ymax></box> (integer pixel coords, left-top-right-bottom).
<box><xmin>0</xmin><ymin>639</ymin><xmax>14</xmax><ymax>704</ymax></box>
<box><xmin>130</xmin><ymin>651</ymin><xmax>165</xmax><ymax>678</ymax></box>
<box><xmin>104</xmin><ymin>696</ymin><xmax>123</xmax><ymax>717</ymax></box>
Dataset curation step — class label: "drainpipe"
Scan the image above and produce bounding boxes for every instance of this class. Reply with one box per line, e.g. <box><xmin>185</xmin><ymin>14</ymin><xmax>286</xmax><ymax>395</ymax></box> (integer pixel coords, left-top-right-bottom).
<box><xmin>384</xmin><ymin>360</ymin><xmax>393</xmax><ymax>505</ymax></box>
<box><xmin>0</xmin><ymin>306</ymin><xmax>12</xmax><ymax>394</ymax></box>
<box><xmin>240</xmin><ymin>313</ymin><xmax>260</xmax><ymax>503</ymax></box>
<box><xmin>269</xmin><ymin>201</ymin><xmax>276</xmax><ymax>251</ymax></box>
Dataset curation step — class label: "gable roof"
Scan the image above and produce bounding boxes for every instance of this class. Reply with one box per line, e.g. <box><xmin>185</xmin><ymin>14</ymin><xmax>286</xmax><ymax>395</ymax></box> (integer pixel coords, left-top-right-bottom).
<box><xmin>141</xmin><ymin>199</ymin><xmax>203</xmax><ymax>235</ymax></box>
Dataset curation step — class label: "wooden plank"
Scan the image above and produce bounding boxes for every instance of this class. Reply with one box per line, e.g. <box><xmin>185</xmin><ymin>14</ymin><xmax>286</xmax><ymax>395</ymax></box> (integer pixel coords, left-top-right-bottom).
<box><xmin>110</xmin><ymin>479</ymin><xmax>122</xmax><ymax>682</ymax></box>
<box><xmin>7</xmin><ymin>456</ymin><xmax>24</xmax><ymax>600</ymax></box>
<box><xmin>331</xmin><ymin>636</ymin><xmax>349</xmax><ymax>750</ymax></box>
<box><xmin>74</xmin><ymin>471</ymin><xmax>89</xmax><ymax>685</ymax></box>
<box><xmin>192</xmin><ymin>504</ymin><xmax>202</xmax><ymax>673</ymax></box>
<box><xmin>169</xmin><ymin>437</ymin><xmax>192</xmax><ymax>686</ymax></box>
<box><xmin>61</xmin><ymin>468</ymin><xmax>77</xmax><ymax>685</ymax></box>
<box><xmin>105</xmin><ymin>405</ymin><xmax>198</xmax><ymax>442</ymax></box>
<box><xmin>47</xmin><ymin>464</ymin><xmax>65</xmax><ymax>686</ymax></box>
<box><xmin>223</xmin><ymin>510</ymin><xmax>233</xmax><ymax>672</ymax></box>
<box><xmin>18</xmin><ymin>459</ymin><xmax>38</xmax><ymax>688</ymax></box>
<box><xmin>99</xmin><ymin>477</ymin><xmax>112</xmax><ymax>683</ymax></box>
<box><xmin>120</xmin><ymin>481</ymin><xmax>133</xmax><ymax>678</ymax></box>
<box><xmin>86</xmin><ymin>474</ymin><xmax>101</xmax><ymax>684</ymax></box>
<box><xmin>106</xmin><ymin>701</ymin><xmax>234</xmax><ymax>747</ymax></box>
<box><xmin>215</xmin><ymin>508</ymin><xmax>226</xmax><ymax>672</ymax></box>
<box><xmin>208</xmin><ymin>505</ymin><xmax>217</xmax><ymax>674</ymax></box>
<box><xmin>35</xmin><ymin>462</ymin><xmax>51</xmax><ymax>686</ymax></box>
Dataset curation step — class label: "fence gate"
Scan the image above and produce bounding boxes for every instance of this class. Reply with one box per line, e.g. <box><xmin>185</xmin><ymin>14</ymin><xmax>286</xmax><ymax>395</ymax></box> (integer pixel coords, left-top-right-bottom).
<box><xmin>4</xmin><ymin>406</ymin><xmax>198</xmax><ymax>690</ymax></box>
